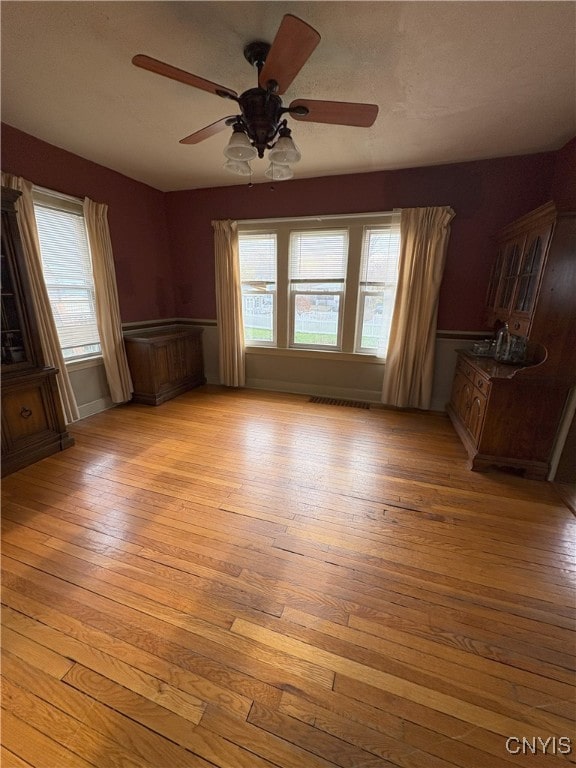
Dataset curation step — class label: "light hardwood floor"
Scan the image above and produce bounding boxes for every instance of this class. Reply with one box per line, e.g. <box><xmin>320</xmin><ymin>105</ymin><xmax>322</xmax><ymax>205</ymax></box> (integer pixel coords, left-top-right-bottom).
<box><xmin>2</xmin><ymin>385</ymin><xmax>575</xmax><ymax>767</ymax></box>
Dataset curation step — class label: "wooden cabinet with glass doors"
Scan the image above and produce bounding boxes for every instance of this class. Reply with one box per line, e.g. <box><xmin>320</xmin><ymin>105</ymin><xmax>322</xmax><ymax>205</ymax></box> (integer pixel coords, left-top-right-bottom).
<box><xmin>485</xmin><ymin>203</ymin><xmax>555</xmax><ymax>337</ymax></box>
<box><xmin>1</xmin><ymin>187</ymin><xmax>73</xmax><ymax>476</ymax></box>
<box><xmin>449</xmin><ymin>201</ymin><xmax>576</xmax><ymax>479</ymax></box>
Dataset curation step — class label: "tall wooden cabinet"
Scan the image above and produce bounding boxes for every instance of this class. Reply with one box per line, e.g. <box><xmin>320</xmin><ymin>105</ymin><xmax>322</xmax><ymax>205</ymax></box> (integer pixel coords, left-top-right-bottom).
<box><xmin>448</xmin><ymin>202</ymin><xmax>575</xmax><ymax>479</ymax></box>
<box><xmin>1</xmin><ymin>187</ymin><xmax>73</xmax><ymax>476</ymax></box>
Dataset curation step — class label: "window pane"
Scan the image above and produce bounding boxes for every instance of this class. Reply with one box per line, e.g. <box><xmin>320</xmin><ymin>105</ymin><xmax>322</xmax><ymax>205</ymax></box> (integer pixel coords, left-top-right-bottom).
<box><xmin>359</xmin><ymin>291</ymin><xmax>395</xmax><ymax>350</ymax></box>
<box><xmin>289</xmin><ymin>230</ymin><xmax>348</xmax><ymax>280</ymax></box>
<box><xmin>238</xmin><ymin>233</ymin><xmax>277</xmax><ymax>345</ymax></box>
<box><xmin>241</xmin><ymin>292</ymin><xmax>274</xmax><ymax>342</ymax></box>
<box><xmin>289</xmin><ymin>231</ymin><xmax>348</xmax><ymax>349</ymax></box>
<box><xmin>239</xmin><ymin>233</ymin><xmax>276</xmax><ymax>281</ymax></box>
<box><xmin>360</xmin><ymin>228</ymin><xmax>400</xmax><ymax>283</ymax></box>
<box><xmin>34</xmin><ymin>201</ymin><xmax>102</xmax><ymax>361</ymax></box>
<box><xmin>46</xmin><ymin>285</ymin><xmax>100</xmax><ymax>358</ymax></box>
<box><xmin>293</xmin><ymin>293</ymin><xmax>341</xmax><ymax>347</ymax></box>
<box><xmin>356</xmin><ymin>221</ymin><xmax>400</xmax><ymax>353</ymax></box>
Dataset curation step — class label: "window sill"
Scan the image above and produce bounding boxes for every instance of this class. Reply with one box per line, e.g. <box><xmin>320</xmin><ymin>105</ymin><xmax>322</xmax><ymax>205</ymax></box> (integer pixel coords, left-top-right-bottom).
<box><xmin>244</xmin><ymin>346</ymin><xmax>385</xmax><ymax>364</ymax></box>
<box><xmin>65</xmin><ymin>356</ymin><xmax>104</xmax><ymax>372</ymax></box>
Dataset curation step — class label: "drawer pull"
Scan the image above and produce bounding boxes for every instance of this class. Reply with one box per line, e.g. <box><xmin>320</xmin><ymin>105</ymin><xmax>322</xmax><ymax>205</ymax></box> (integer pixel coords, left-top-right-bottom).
<box><xmin>513</xmin><ymin>321</ymin><xmax>520</xmax><ymax>330</ymax></box>
<box><xmin>20</xmin><ymin>406</ymin><xmax>32</xmax><ymax>419</ymax></box>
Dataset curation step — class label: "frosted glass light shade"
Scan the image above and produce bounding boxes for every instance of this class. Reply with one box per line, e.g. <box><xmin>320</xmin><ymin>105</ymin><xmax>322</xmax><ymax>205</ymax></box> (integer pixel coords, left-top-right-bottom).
<box><xmin>268</xmin><ymin>136</ymin><xmax>301</xmax><ymax>164</ymax></box>
<box><xmin>264</xmin><ymin>163</ymin><xmax>294</xmax><ymax>181</ymax></box>
<box><xmin>224</xmin><ymin>159</ymin><xmax>252</xmax><ymax>176</ymax></box>
<box><xmin>224</xmin><ymin>131</ymin><xmax>257</xmax><ymax>161</ymax></box>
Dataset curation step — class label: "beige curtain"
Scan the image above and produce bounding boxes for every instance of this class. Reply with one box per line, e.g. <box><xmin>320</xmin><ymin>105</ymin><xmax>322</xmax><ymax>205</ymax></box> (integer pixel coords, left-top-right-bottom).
<box><xmin>83</xmin><ymin>198</ymin><xmax>133</xmax><ymax>403</ymax></box>
<box><xmin>382</xmin><ymin>206</ymin><xmax>455</xmax><ymax>409</ymax></box>
<box><xmin>1</xmin><ymin>172</ymin><xmax>80</xmax><ymax>423</ymax></box>
<box><xmin>212</xmin><ymin>219</ymin><xmax>245</xmax><ymax>387</ymax></box>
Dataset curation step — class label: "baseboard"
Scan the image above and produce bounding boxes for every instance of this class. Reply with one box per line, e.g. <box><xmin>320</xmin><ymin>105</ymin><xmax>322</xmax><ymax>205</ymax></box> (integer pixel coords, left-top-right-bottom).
<box><xmin>77</xmin><ymin>396</ymin><xmax>115</xmax><ymax>420</ymax></box>
<box><xmin>245</xmin><ymin>377</ymin><xmax>382</xmax><ymax>403</ymax></box>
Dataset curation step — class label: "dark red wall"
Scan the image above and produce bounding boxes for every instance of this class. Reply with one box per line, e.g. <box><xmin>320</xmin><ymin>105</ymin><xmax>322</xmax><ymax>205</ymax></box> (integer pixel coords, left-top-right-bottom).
<box><xmin>3</xmin><ymin>122</ymin><xmax>572</xmax><ymax>331</ymax></box>
<box><xmin>1</xmin><ymin>123</ymin><xmax>175</xmax><ymax>322</ymax></box>
<box><xmin>165</xmin><ymin>152</ymin><xmax>557</xmax><ymax>330</ymax></box>
<box><xmin>551</xmin><ymin>136</ymin><xmax>576</xmax><ymax>210</ymax></box>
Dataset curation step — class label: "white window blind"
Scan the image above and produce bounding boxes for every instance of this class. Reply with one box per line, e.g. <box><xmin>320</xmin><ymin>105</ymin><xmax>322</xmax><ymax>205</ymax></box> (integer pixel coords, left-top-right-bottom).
<box><xmin>356</xmin><ymin>221</ymin><xmax>401</xmax><ymax>353</ymax></box>
<box><xmin>289</xmin><ymin>229</ymin><xmax>348</xmax><ymax>349</ymax></box>
<box><xmin>238</xmin><ymin>232</ymin><xmax>277</xmax><ymax>345</ymax></box>
<box><xmin>34</xmin><ymin>196</ymin><xmax>102</xmax><ymax>361</ymax></box>
<box><xmin>289</xmin><ymin>230</ymin><xmax>348</xmax><ymax>280</ymax></box>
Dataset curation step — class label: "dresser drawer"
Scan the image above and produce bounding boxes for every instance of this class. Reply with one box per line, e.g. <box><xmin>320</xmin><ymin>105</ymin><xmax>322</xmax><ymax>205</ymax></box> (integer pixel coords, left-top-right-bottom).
<box><xmin>2</xmin><ymin>377</ymin><xmax>59</xmax><ymax>449</ymax></box>
<box><xmin>1</xmin><ymin>367</ymin><xmax>73</xmax><ymax>475</ymax></box>
<box><xmin>457</xmin><ymin>357</ymin><xmax>476</xmax><ymax>382</ymax></box>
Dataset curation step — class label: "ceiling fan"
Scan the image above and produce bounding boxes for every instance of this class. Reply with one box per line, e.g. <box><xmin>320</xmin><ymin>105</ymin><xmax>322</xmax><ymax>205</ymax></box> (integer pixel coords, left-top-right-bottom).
<box><xmin>132</xmin><ymin>14</ymin><xmax>378</xmax><ymax>178</ymax></box>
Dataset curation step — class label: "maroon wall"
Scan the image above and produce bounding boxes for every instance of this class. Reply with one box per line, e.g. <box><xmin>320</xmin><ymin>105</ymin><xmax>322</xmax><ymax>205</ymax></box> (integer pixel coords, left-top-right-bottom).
<box><xmin>551</xmin><ymin>136</ymin><xmax>576</xmax><ymax>210</ymax></box>
<box><xmin>166</xmin><ymin>152</ymin><xmax>556</xmax><ymax>330</ymax></box>
<box><xmin>1</xmin><ymin>123</ymin><xmax>174</xmax><ymax>322</ymax></box>
<box><xmin>4</xmin><ymin>122</ymin><xmax>571</xmax><ymax>331</ymax></box>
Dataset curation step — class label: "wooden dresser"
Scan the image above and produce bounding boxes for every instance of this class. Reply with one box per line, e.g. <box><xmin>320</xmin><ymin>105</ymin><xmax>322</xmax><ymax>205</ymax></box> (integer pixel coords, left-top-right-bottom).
<box><xmin>448</xmin><ymin>202</ymin><xmax>575</xmax><ymax>479</ymax></box>
<box><xmin>1</xmin><ymin>187</ymin><xmax>74</xmax><ymax>476</ymax></box>
<box><xmin>124</xmin><ymin>325</ymin><xmax>206</xmax><ymax>405</ymax></box>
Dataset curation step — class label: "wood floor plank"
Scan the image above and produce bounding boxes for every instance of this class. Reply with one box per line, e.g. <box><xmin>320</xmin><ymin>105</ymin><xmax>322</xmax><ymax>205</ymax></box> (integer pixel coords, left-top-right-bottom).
<box><xmin>1</xmin><ymin>626</ymin><xmax>74</xmax><ymax>680</ymax></box>
<box><xmin>333</xmin><ymin>676</ymin><xmax>569</xmax><ymax>768</ymax></box>
<box><xmin>247</xmin><ymin>701</ymin><xmax>393</xmax><ymax>768</ymax></box>
<box><xmin>231</xmin><ymin>617</ymin><xmax>573</xmax><ymax>735</ymax></box>
<box><xmin>199</xmin><ymin>705</ymin><xmax>341</xmax><ymax>768</ymax></box>
<box><xmin>280</xmin><ymin>606</ymin><xmax>575</xmax><ymax>702</ymax></box>
<box><xmin>0</xmin><ymin>747</ymin><xmax>34</xmax><ymax>768</ymax></box>
<box><xmin>1</xmin><ymin>711</ymin><xmax>97</xmax><ymax>768</ymax></box>
<box><xmin>2</xmin><ymin>676</ymin><xmax>215</xmax><ymax>768</ymax></box>
<box><xmin>2</xmin><ymin>385</ymin><xmax>574</xmax><ymax>768</ymax></box>
<box><xmin>2</xmin><ymin>587</ymin><xmax>253</xmax><ymax>719</ymax></box>
<box><xmin>278</xmin><ymin>691</ymin><xmax>512</xmax><ymax>768</ymax></box>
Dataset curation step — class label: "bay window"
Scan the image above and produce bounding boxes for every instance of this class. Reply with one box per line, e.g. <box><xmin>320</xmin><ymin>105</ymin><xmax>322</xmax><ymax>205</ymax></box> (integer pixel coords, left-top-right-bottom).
<box><xmin>238</xmin><ymin>212</ymin><xmax>400</xmax><ymax>357</ymax></box>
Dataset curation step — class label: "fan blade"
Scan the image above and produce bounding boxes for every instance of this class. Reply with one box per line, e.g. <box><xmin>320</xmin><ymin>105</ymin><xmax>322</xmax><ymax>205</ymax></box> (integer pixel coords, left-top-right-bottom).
<box><xmin>179</xmin><ymin>117</ymin><xmax>236</xmax><ymax>145</ymax></box>
<box><xmin>258</xmin><ymin>15</ymin><xmax>320</xmax><ymax>95</ymax></box>
<box><xmin>289</xmin><ymin>99</ymin><xmax>379</xmax><ymax>127</ymax></box>
<box><xmin>132</xmin><ymin>54</ymin><xmax>237</xmax><ymax>98</ymax></box>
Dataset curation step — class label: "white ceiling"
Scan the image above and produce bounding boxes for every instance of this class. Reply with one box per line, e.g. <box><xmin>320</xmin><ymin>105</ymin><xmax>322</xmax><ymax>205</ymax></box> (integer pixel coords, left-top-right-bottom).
<box><xmin>2</xmin><ymin>1</ymin><xmax>575</xmax><ymax>192</ymax></box>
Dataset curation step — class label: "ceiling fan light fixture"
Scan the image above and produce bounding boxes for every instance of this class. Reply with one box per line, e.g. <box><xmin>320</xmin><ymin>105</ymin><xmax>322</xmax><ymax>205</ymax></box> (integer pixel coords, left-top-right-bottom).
<box><xmin>264</xmin><ymin>162</ymin><xmax>294</xmax><ymax>181</ymax></box>
<box><xmin>223</xmin><ymin>159</ymin><xmax>252</xmax><ymax>176</ymax></box>
<box><xmin>268</xmin><ymin>134</ymin><xmax>301</xmax><ymax>164</ymax></box>
<box><xmin>224</xmin><ymin>128</ymin><xmax>257</xmax><ymax>161</ymax></box>
<box><xmin>133</xmin><ymin>15</ymin><xmax>379</xmax><ymax>185</ymax></box>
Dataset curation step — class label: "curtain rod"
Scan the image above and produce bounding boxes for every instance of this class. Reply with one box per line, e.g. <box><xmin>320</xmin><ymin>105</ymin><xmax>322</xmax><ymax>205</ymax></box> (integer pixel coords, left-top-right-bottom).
<box><xmin>239</xmin><ymin>209</ymin><xmax>400</xmax><ymax>225</ymax></box>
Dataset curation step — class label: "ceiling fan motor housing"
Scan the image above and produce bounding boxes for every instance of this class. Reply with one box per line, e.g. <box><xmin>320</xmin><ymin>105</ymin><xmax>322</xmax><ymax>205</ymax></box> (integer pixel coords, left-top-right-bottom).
<box><xmin>243</xmin><ymin>41</ymin><xmax>271</xmax><ymax>71</ymax></box>
<box><xmin>239</xmin><ymin>89</ymin><xmax>284</xmax><ymax>157</ymax></box>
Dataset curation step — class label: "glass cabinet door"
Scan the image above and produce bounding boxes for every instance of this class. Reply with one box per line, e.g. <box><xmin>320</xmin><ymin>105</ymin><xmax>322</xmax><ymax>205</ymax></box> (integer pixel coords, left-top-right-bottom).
<box><xmin>495</xmin><ymin>238</ymin><xmax>523</xmax><ymax>314</ymax></box>
<box><xmin>512</xmin><ymin>224</ymin><xmax>552</xmax><ymax>317</ymax></box>
<box><xmin>1</xmin><ymin>199</ymin><xmax>38</xmax><ymax>372</ymax></box>
<box><xmin>485</xmin><ymin>247</ymin><xmax>504</xmax><ymax>311</ymax></box>
<box><xmin>1</xmin><ymin>250</ymin><xmax>31</xmax><ymax>368</ymax></box>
